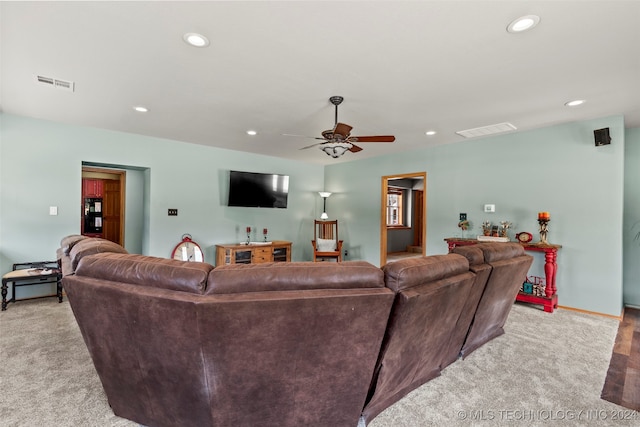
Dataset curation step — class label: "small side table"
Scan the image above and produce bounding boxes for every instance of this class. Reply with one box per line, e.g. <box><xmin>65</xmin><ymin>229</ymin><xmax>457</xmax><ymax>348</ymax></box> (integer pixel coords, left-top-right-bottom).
<box><xmin>2</xmin><ymin>261</ymin><xmax>62</xmax><ymax>311</ymax></box>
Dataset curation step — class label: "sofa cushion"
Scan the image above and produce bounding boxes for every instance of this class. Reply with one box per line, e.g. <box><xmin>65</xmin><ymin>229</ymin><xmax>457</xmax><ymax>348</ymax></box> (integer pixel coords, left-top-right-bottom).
<box><xmin>69</xmin><ymin>238</ymin><xmax>129</xmax><ymax>271</ymax></box>
<box><xmin>206</xmin><ymin>261</ymin><xmax>384</xmax><ymax>294</ymax></box>
<box><xmin>382</xmin><ymin>254</ymin><xmax>469</xmax><ymax>292</ymax></box>
<box><xmin>451</xmin><ymin>245</ymin><xmax>485</xmax><ymax>265</ymax></box>
<box><xmin>75</xmin><ymin>253</ymin><xmax>214</xmax><ymax>294</ymax></box>
<box><xmin>477</xmin><ymin>242</ymin><xmax>525</xmax><ymax>262</ymax></box>
<box><xmin>60</xmin><ymin>234</ymin><xmax>89</xmax><ymax>255</ymax></box>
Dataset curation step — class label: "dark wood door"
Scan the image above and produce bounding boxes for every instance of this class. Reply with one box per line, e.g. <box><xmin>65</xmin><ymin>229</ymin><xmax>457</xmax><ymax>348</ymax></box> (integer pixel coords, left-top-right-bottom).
<box><xmin>413</xmin><ymin>190</ymin><xmax>424</xmax><ymax>247</ymax></box>
<box><xmin>103</xmin><ymin>179</ymin><xmax>122</xmax><ymax>245</ymax></box>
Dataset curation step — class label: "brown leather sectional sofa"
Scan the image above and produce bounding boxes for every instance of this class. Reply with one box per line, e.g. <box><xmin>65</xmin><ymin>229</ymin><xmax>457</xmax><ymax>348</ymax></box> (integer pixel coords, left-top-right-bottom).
<box><xmin>57</xmin><ymin>235</ymin><xmax>532</xmax><ymax>427</ymax></box>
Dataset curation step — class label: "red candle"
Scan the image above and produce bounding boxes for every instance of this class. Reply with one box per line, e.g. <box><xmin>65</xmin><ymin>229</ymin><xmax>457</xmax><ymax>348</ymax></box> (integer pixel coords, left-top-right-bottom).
<box><xmin>538</xmin><ymin>212</ymin><xmax>550</xmax><ymax>220</ymax></box>
<box><xmin>246</xmin><ymin>226</ymin><xmax>251</xmax><ymax>233</ymax></box>
<box><xmin>263</xmin><ymin>228</ymin><xmax>268</xmax><ymax>235</ymax></box>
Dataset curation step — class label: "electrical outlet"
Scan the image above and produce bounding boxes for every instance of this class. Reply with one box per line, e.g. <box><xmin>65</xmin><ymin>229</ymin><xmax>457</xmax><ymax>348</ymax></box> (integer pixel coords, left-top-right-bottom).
<box><xmin>344</xmin><ymin>250</ymin><xmax>348</xmax><ymax>258</ymax></box>
<box><xmin>168</xmin><ymin>209</ymin><xmax>178</xmax><ymax>216</ymax></box>
<box><xmin>459</xmin><ymin>213</ymin><xmax>467</xmax><ymax>221</ymax></box>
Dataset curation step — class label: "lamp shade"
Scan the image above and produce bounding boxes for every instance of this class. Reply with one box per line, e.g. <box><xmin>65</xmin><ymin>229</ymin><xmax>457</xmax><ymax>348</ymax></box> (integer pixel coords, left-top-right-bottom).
<box><xmin>318</xmin><ymin>192</ymin><xmax>332</xmax><ymax>198</ymax></box>
<box><xmin>320</xmin><ymin>142</ymin><xmax>353</xmax><ymax>158</ymax></box>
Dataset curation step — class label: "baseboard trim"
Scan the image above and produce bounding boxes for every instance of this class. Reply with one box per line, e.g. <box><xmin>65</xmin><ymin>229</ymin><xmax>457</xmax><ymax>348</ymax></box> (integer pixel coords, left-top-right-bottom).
<box><xmin>557</xmin><ymin>305</ymin><xmax>622</xmax><ymax>321</ymax></box>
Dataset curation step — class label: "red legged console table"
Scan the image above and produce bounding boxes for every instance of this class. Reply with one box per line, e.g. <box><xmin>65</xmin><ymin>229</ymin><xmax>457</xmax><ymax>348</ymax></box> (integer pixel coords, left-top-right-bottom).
<box><xmin>444</xmin><ymin>238</ymin><xmax>561</xmax><ymax>313</ymax></box>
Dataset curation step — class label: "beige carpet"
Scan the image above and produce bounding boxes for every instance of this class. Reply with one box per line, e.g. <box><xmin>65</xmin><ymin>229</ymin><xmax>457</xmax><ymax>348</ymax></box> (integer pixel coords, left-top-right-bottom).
<box><xmin>0</xmin><ymin>298</ymin><xmax>635</xmax><ymax>426</ymax></box>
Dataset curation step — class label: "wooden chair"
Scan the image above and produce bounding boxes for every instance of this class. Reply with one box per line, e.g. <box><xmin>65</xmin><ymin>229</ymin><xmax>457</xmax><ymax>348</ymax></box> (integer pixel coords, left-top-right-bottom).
<box><xmin>312</xmin><ymin>220</ymin><xmax>343</xmax><ymax>262</ymax></box>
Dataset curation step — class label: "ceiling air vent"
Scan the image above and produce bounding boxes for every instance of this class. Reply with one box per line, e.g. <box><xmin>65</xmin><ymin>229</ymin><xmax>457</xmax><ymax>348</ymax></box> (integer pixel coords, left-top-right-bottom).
<box><xmin>456</xmin><ymin>122</ymin><xmax>516</xmax><ymax>139</ymax></box>
<box><xmin>36</xmin><ymin>75</ymin><xmax>75</xmax><ymax>92</ymax></box>
<box><xmin>37</xmin><ymin>75</ymin><xmax>54</xmax><ymax>86</ymax></box>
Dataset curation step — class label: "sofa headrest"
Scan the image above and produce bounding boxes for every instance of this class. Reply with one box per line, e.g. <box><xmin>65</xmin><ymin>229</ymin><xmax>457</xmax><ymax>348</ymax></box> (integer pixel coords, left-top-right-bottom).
<box><xmin>75</xmin><ymin>253</ymin><xmax>214</xmax><ymax>294</ymax></box>
<box><xmin>476</xmin><ymin>242</ymin><xmax>525</xmax><ymax>262</ymax></box>
<box><xmin>382</xmin><ymin>254</ymin><xmax>469</xmax><ymax>292</ymax></box>
<box><xmin>60</xmin><ymin>234</ymin><xmax>89</xmax><ymax>255</ymax></box>
<box><xmin>69</xmin><ymin>238</ymin><xmax>129</xmax><ymax>271</ymax></box>
<box><xmin>451</xmin><ymin>245</ymin><xmax>485</xmax><ymax>265</ymax></box>
<box><xmin>206</xmin><ymin>261</ymin><xmax>384</xmax><ymax>294</ymax></box>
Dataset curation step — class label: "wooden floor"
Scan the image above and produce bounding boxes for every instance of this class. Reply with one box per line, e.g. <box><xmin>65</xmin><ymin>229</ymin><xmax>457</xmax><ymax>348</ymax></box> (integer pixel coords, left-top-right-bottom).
<box><xmin>602</xmin><ymin>307</ymin><xmax>640</xmax><ymax>410</ymax></box>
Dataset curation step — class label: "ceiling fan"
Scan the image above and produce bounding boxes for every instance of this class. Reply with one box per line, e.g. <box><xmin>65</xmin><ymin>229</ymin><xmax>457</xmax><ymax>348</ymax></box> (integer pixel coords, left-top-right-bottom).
<box><xmin>286</xmin><ymin>96</ymin><xmax>395</xmax><ymax>158</ymax></box>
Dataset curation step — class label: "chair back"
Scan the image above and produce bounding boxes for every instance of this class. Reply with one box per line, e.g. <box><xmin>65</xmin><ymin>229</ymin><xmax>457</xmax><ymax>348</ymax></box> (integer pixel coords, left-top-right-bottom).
<box><xmin>315</xmin><ymin>220</ymin><xmax>338</xmax><ymax>241</ymax></box>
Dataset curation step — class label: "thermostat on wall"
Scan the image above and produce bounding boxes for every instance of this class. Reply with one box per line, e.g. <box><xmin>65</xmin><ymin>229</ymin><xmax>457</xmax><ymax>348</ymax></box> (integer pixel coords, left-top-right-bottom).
<box><xmin>484</xmin><ymin>204</ymin><xmax>495</xmax><ymax>213</ymax></box>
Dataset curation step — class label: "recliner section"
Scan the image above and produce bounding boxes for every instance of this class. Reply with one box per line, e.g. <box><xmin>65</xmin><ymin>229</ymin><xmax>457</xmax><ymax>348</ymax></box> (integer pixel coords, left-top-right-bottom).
<box><xmin>453</xmin><ymin>243</ymin><xmax>533</xmax><ymax>359</ymax></box>
<box><xmin>361</xmin><ymin>254</ymin><xmax>475</xmax><ymax>423</ymax></box>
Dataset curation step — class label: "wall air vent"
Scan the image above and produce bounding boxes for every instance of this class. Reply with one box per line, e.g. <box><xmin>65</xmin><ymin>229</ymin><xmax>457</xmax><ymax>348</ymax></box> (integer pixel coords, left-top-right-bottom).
<box><xmin>36</xmin><ymin>75</ymin><xmax>75</xmax><ymax>92</ymax></box>
<box><xmin>456</xmin><ymin>122</ymin><xmax>517</xmax><ymax>139</ymax></box>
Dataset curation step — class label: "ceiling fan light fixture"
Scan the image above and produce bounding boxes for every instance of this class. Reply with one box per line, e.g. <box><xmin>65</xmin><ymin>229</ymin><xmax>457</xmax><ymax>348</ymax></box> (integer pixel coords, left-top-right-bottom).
<box><xmin>507</xmin><ymin>15</ymin><xmax>540</xmax><ymax>33</ymax></box>
<box><xmin>320</xmin><ymin>142</ymin><xmax>353</xmax><ymax>158</ymax></box>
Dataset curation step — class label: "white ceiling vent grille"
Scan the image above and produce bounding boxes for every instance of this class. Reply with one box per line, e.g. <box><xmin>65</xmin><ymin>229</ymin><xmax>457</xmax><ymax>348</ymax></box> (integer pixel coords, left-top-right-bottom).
<box><xmin>456</xmin><ymin>122</ymin><xmax>516</xmax><ymax>139</ymax></box>
<box><xmin>36</xmin><ymin>75</ymin><xmax>75</xmax><ymax>92</ymax></box>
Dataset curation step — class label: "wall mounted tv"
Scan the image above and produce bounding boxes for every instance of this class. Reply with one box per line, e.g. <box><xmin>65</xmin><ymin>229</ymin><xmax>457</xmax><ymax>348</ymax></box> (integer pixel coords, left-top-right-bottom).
<box><xmin>228</xmin><ymin>170</ymin><xmax>289</xmax><ymax>208</ymax></box>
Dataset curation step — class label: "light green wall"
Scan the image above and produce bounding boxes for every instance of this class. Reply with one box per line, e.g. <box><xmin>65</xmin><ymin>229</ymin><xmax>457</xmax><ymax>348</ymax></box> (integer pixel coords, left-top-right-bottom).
<box><xmin>326</xmin><ymin>116</ymin><xmax>625</xmax><ymax>316</ymax></box>
<box><xmin>0</xmin><ymin>114</ymin><xmax>324</xmax><ymax>299</ymax></box>
<box><xmin>624</xmin><ymin>127</ymin><xmax>640</xmax><ymax>307</ymax></box>
<box><xmin>0</xmin><ymin>112</ymin><xmax>632</xmax><ymax>316</ymax></box>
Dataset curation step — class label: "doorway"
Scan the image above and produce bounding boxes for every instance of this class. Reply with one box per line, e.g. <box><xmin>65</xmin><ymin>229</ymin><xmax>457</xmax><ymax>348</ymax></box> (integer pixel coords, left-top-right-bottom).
<box><xmin>81</xmin><ymin>167</ymin><xmax>125</xmax><ymax>245</ymax></box>
<box><xmin>380</xmin><ymin>172</ymin><xmax>426</xmax><ymax>266</ymax></box>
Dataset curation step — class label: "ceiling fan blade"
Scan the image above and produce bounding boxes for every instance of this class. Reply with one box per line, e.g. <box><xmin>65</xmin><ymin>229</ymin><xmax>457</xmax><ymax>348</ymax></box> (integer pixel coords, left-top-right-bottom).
<box><xmin>348</xmin><ymin>143</ymin><xmax>363</xmax><ymax>153</ymax></box>
<box><xmin>333</xmin><ymin>122</ymin><xmax>353</xmax><ymax>139</ymax></box>
<box><xmin>282</xmin><ymin>133</ymin><xmax>326</xmax><ymax>141</ymax></box>
<box><xmin>348</xmin><ymin>135</ymin><xmax>396</xmax><ymax>143</ymax></box>
<box><xmin>299</xmin><ymin>142</ymin><xmax>324</xmax><ymax>150</ymax></box>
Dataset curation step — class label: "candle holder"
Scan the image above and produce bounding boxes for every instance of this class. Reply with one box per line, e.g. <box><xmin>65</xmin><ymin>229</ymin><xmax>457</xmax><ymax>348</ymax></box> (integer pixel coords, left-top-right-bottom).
<box><xmin>263</xmin><ymin>228</ymin><xmax>268</xmax><ymax>242</ymax></box>
<box><xmin>538</xmin><ymin>219</ymin><xmax>549</xmax><ymax>244</ymax></box>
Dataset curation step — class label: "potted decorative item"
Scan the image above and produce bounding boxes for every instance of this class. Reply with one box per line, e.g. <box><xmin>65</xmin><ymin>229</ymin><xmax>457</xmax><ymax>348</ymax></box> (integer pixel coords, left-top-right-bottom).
<box><xmin>482</xmin><ymin>221</ymin><xmax>492</xmax><ymax>236</ymax></box>
<box><xmin>500</xmin><ymin>221</ymin><xmax>512</xmax><ymax>239</ymax></box>
<box><xmin>458</xmin><ymin>219</ymin><xmax>470</xmax><ymax>238</ymax></box>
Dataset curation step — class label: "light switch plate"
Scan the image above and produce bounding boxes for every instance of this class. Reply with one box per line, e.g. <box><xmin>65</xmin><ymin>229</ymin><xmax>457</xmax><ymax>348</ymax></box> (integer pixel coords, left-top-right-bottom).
<box><xmin>49</xmin><ymin>206</ymin><xmax>58</xmax><ymax>215</ymax></box>
<box><xmin>484</xmin><ymin>204</ymin><xmax>495</xmax><ymax>213</ymax></box>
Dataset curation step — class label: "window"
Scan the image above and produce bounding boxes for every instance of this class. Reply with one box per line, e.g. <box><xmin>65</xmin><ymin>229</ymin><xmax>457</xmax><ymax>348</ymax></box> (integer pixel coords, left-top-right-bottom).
<box><xmin>387</xmin><ymin>187</ymin><xmax>404</xmax><ymax>226</ymax></box>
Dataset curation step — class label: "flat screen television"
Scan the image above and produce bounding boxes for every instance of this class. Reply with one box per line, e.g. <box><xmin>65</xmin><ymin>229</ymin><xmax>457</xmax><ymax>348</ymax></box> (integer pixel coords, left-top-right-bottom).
<box><xmin>228</xmin><ymin>170</ymin><xmax>289</xmax><ymax>208</ymax></box>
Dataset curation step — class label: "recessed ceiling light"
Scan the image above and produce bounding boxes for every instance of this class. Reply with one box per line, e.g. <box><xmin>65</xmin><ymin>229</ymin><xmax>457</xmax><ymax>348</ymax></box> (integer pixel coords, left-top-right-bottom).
<box><xmin>183</xmin><ymin>32</ymin><xmax>210</xmax><ymax>48</ymax></box>
<box><xmin>425</xmin><ymin>130</ymin><xmax>437</xmax><ymax>136</ymax></box>
<box><xmin>246</xmin><ymin>130</ymin><xmax>257</xmax><ymax>136</ymax></box>
<box><xmin>507</xmin><ymin>15</ymin><xmax>540</xmax><ymax>33</ymax></box>
<box><xmin>133</xmin><ymin>106</ymin><xmax>148</xmax><ymax>113</ymax></box>
<box><xmin>565</xmin><ymin>99</ymin><xmax>586</xmax><ymax>107</ymax></box>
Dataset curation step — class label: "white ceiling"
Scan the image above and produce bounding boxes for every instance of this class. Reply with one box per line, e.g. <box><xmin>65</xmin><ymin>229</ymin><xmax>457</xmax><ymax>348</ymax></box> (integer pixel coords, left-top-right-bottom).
<box><xmin>2</xmin><ymin>1</ymin><xmax>639</xmax><ymax>165</ymax></box>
